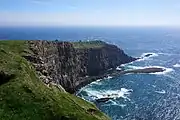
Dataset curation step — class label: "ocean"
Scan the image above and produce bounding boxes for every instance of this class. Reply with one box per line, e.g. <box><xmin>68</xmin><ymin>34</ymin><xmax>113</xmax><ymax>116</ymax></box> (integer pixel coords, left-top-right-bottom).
<box><xmin>1</xmin><ymin>26</ymin><xmax>180</xmax><ymax>120</ymax></box>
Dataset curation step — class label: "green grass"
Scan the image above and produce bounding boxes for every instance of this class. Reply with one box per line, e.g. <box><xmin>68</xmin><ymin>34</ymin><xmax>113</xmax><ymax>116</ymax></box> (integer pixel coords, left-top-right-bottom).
<box><xmin>0</xmin><ymin>40</ymin><xmax>110</xmax><ymax>120</ymax></box>
<box><xmin>72</xmin><ymin>40</ymin><xmax>106</xmax><ymax>49</ymax></box>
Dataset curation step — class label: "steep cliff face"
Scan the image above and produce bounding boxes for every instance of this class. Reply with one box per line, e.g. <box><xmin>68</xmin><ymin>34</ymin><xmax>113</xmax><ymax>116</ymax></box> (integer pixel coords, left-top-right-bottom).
<box><xmin>0</xmin><ymin>40</ymin><xmax>110</xmax><ymax>120</ymax></box>
<box><xmin>27</xmin><ymin>40</ymin><xmax>79</xmax><ymax>93</ymax></box>
<box><xmin>27</xmin><ymin>40</ymin><xmax>135</xmax><ymax>93</ymax></box>
<box><xmin>85</xmin><ymin>44</ymin><xmax>135</xmax><ymax>76</ymax></box>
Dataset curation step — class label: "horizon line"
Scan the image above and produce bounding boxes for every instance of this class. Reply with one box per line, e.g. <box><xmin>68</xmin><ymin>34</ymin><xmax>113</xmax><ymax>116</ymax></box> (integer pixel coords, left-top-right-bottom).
<box><xmin>1</xmin><ymin>25</ymin><xmax>180</xmax><ymax>28</ymax></box>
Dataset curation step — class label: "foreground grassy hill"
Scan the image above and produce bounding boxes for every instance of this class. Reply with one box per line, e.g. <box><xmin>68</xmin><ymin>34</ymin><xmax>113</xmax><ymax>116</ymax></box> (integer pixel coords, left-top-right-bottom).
<box><xmin>0</xmin><ymin>40</ymin><xmax>110</xmax><ymax>120</ymax></box>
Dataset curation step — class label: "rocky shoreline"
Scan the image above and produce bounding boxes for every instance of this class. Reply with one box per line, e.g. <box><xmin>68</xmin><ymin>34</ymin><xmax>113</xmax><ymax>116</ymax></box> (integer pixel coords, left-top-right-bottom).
<box><xmin>0</xmin><ymin>40</ymin><xmax>165</xmax><ymax>119</ymax></box>
<box><xmin>24</xmin><ymin>40</ymin><xmax>165</xmax><ymax>94</ymax></box>
<box><xmin>93</xmin><ymin>67</ymin><xmax>165</xmax><ymax>103</ymax></box>
<box><xmin>24</xmin><ymin>40</ymin><xmax>136</xmax><ymax>93</ymax></box>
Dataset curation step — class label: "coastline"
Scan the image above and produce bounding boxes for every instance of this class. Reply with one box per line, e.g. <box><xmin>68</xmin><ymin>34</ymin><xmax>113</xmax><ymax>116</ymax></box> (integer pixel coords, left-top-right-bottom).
<box><xmin>26</xmin><ymin>40</ymin><xmax>136</xmax><ymax>93</ymax></box>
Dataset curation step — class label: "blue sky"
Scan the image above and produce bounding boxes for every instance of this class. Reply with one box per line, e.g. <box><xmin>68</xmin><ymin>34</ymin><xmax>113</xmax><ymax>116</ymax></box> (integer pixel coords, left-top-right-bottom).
<box><xmin>0</xmin><ymin>0</ymin><xmax>180</xmax><ymax>27</ymax></box>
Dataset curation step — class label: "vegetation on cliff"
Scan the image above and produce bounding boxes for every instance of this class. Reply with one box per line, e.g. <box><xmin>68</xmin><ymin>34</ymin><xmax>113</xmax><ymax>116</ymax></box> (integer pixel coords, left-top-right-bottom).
<box><xmin>27</xmin><ymin>40</ymin><xmax>135</xmax><ymax>94</ymax></box>
<box><xmin>72</xmin><ymin>40</ymin><xmax>106</xmax><ymax>49</ymax></box>
<box><xmin>0</xmin><ymin>40</ymin><xmax>110</xmax><ymax>120</ymax></box>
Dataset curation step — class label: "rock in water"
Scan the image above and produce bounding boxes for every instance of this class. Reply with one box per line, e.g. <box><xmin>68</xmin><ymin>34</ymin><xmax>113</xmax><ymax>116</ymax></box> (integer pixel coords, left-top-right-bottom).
<box><xmin>95</xmin><ymin>98</ymin><xmax>112</xmax><ymax>103</ymax></box>
<box><xmin>144</xmin><ymin>53</ymin><xmax>153</xmax><ymax>57</ymax></box>
<box><xmin>119</xmin><ymin>67</ymin><xmax>165</xmax><ymax>74</ymax></box>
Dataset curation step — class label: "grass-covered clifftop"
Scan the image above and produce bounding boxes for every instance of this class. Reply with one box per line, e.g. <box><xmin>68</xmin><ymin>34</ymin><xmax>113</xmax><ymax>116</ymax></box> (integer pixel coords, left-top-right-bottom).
<box><xmin>72</xmin><ymin>40</ymin><xmax>106</xmax><ymax>49</ymax></box>
<box><xmin>0</xmin><ymin>40</ymin><xmax>110</xmax><ymax>120</ymax></box>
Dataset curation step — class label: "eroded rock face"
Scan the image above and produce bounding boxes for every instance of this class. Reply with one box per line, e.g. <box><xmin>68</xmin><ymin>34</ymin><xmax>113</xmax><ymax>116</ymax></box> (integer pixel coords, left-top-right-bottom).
<box><xmin>86</xmin><ymin>44</ymin><xmax>135</xmax><ymax>76</ymax></box>
<box><xmin>25</xmin><ymin>40</ymin><xmax>135</xmax><ymax>93</ymax></box>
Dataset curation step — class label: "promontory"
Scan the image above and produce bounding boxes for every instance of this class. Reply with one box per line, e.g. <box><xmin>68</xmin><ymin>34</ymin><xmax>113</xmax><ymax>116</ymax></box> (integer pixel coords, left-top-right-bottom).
<box><xmin>0</xmin><ymin>40</ymin><xmax>136</xmax><ymax>120</ymax></box>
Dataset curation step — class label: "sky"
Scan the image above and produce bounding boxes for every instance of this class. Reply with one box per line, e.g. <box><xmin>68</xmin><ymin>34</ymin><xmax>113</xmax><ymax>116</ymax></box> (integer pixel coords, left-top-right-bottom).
<box><xmin>0</xmin><ymin>0</ymin><xmax>180</xmax><ymax>27</ymax></box>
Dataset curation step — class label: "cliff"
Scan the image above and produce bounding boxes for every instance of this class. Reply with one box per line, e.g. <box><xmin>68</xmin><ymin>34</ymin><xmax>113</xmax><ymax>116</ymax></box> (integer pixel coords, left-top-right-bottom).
<box><xmin>0</xmin><ymin>40</ymin><xmax>135</xmax><ymax>120</ymax></box>
<box><xmin>26</xmin><ymin>40</ymin><xmax>135</xmax><ymax>93</ymax></box>
<box><xmin>0</xmin><ymin>40</ymin><xmax>110</xmax><ymax>120</ymax></box>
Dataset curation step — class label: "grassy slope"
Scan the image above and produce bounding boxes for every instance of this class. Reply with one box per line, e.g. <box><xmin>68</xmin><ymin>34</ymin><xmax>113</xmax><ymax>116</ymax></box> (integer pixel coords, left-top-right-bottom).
<box><xmin>72</xmin><ymin>41</ymin><xmax>106</xmax><ymax>49</ymax></box>
<box><xmin>0</xmin><ymin>40</ymin><xmax>110</xmax><ymax>120</ymax></box>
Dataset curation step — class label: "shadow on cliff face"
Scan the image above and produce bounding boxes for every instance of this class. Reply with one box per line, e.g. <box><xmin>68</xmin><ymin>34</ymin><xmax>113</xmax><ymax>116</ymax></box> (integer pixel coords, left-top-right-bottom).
<box><xmin>27</xmin><ymin>40</ymin><xmax>137</xmax><ymax>93</ymax></box>
<box><xmin>0</xmin><ymin>71</ymin><xmax>15</xmax><ymax>85</ymax></box>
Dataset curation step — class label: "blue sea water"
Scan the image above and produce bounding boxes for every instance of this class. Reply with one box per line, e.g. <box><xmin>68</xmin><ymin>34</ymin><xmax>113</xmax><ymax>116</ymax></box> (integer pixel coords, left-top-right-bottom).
<box><xmin>1</xmin><ymin>26</ymin><xmax>180</xmax><ymax>120</ymax></box>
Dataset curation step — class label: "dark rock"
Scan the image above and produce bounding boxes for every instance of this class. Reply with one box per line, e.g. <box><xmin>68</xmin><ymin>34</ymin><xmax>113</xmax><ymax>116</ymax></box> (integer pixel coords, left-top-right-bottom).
<box><xmin>42</xmin><ymin>70</ymin><xmax>48</xmax><ymax>76</ymax></box>
<box><xmin>144</xmin><ymin>53</ymin><xmax>153</xmax><ymax>57</ymax></box>
<box><xmin>87</xmin><ymin>108</ymin><xmax>97</xmax><ymax>114</ymax></box>
<box><xmin>26</xmin><ymin>40</ymin><xmax>136</xmax><ymax>93</ymax></box>
<box><xmin>119</xmin><ymin>67</ymin><xmax>165</xmax><ymax>74</ymax></box>
<box><xmin>85</xmin><ymin>44</ymin><xmax>136</xmax><ymax>76</ymax></box>
<box><xmin>22</xmin><ymin>55</ymin><xmax>42</xmax><ymax>64</ymax></box>
<box><xmin>95</xmin><ymin>98</ymin><xmax>112</xmax><ymax>103</ymax></box>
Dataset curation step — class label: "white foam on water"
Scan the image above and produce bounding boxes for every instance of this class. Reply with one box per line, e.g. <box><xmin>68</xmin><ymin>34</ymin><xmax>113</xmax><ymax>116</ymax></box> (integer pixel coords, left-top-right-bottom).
<box><xmin>96</xmin><ymin>78</ymin><xmax>103</xmax><ymax>82</ymax></box>
<box><xmin>104</xmin><ymin>76</ymin><xmax>113</xmax><ymax>79</ymax></box>
<box><xmin>83</xmin><ymin>88</ymin><xmax>103</xmax><ymax>99</ymax></box>
<box><xmin>90</xmin><ymin>78</ymin><xmax>103</xmax><ymax>85</ymax></box>
<box><xmin>158</xmin><ymin>52</ymin><xmax>178</xmax><ymax>56</ymax></box>
<box><xmin>108</xmin><ymin>100</ymin><xmax>118</xmax><ymax>105</ymax></box>
<box><xmin>116</xmin><ymin>66</ymin><xmax>122</xmax><ymax>71</ymax></box>
<box><xmin>107</xmin><ymin>76</ymin><xmax>113</xmax><ymax>79</ymax></box>
<box><xmin>136</xmin><ymin>57</ymin><xmax>147</xmax><ymax>62</ymax></box>
<box><xmin>108</xmin><ymin>68</ymin><xmax>113</xmax><ymax>71</ymax></box>
<box><xmin>120</xmin><ymin>63</ymin><xmax>131</xmax><ymax>67</ymax></box>
<box><xmin>108</xmin><ymin>100</ymin><xmax>127</xmax><ymax>108</ymax></box>
<box><xmin>141</xmin><ymin>52</ymin><xmax>159</xmax><ymax>58</ymax></box>
<box><xmin>124</xmin><ymin>73</ymin><xmax>134</xmax><ymax>75</ymax></box>
<box><xmin>83</xmin><ymin>88</ymin><xmax>133</xmax><ymax>101</ymax></box>
<box><xmin>90</xmin><ymin>81</ymin><xmax>102</xmax><ymax>85</ymax></box>
<box><xmin>136</xmin><ymin>52</ymin><xmax>158</xmax><ymax>62</ymax></box>
<box><xmin>127</xmin><ymin>65</ymin><xmax>144</xmax><ymax>69</ymax></box>
<box><xmin>76</xmin><ymin>78</ymin><xmax>104</xmax><ymax>95</ymax></box>
<box><xmin>155</xmin><ymin>90</ymin><xmax>166</xmax><ymax>94</ymax></box>
<box><xmin>101</xmin><ymin>100</ymin><xmax>127</xmax><ymax>109</ymax></box>
<box><xmin>173</xmin><ymin>63</ymin><xmax>180</xmax><ymax>68</ymax></box>
<box><xmin>149</xmin><ymin>66</ymin><xmax>174</xmax><ymax>75</ymax></box>
<box><xmin>119</xmin><ymin>104</ymin><xmax>127</xmax><ymax>108</ymax></box>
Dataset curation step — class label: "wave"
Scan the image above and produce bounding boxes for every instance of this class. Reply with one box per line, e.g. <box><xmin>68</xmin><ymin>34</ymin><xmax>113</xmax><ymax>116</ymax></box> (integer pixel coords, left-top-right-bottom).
<box><xmin>104</xmin><ymin>76</ymin><xmax>113</xmax><ymax>79</ymax></box>
<box><xmin>91</xmin><ymin>81</ymin><xmax>102</xmax><ymax>85</ymax></box>
<box><xmin>90</xmin><ymin>78</ymin><xmax>103</xmax><ymax>85</ymax></box>
<box><xmin>137</xmin><ymin>52</ymin><xmax>159</xmax><ymax>62</ymax></box>
<box><xmin>141</xmin><ymin>52</ymin><xmax>159</xmax><ymax>58</ymax></box>
<box><xmin>116</xmin><ymin>66</ymin><xmax>122</xmax><ymax>71</ymax></box>
<box><xmin>77</xmin><ymin>77</ymin><xmax>113</xmax><ymax>95</ymax></box>
<box><xmin>173</xmin><ymin>63</ymin><xmax>180</xmax><ymax>68</ymax></box>
<box><xmin>96</xmin><ymin>78</ymin><xmax>103</xmax><ymax>82</ymax></box>
<box><xmin>119</xmin><ymin>52</ymin><xmax>159</xmax><ymax>67</ymax></box>
<box><xmin>149</xmin><ymin>66</ymin><xmax>174</xmax><ymax>75</ymax></box>
<box><xmin>155</xmin><ymin>90</ymin><xmax>166</xmax><ymax>94</ymax></box>
<box><xmin>102</xmin><ymin>100</ymin><xmax>127</xmax><ymax>108</ymax></box>
<box><xmin>126</xmin><ymin>65</ymin><xmax>144</xmax><ymax>69</ymax></box>
<box><xmin>158</xmin><ymin>52</ymin><xmax>179</xmax><ymax>56</ymax></box>
<box><xmin>121</xmin><ymin>52</ymin><xmax>174</xmax><ymax>67</ymax></box>
<box><xmin>83</xmin><ymin>88</ymin><xmax>133</xmax><ymax>101</ymax></box>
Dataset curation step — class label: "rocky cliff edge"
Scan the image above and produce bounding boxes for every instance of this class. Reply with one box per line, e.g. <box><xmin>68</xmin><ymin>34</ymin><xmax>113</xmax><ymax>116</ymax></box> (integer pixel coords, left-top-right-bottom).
<box><xmin>25</xmin><ymin>40</ymin><xmax>136</xmax><ymax>93</ymax></box>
